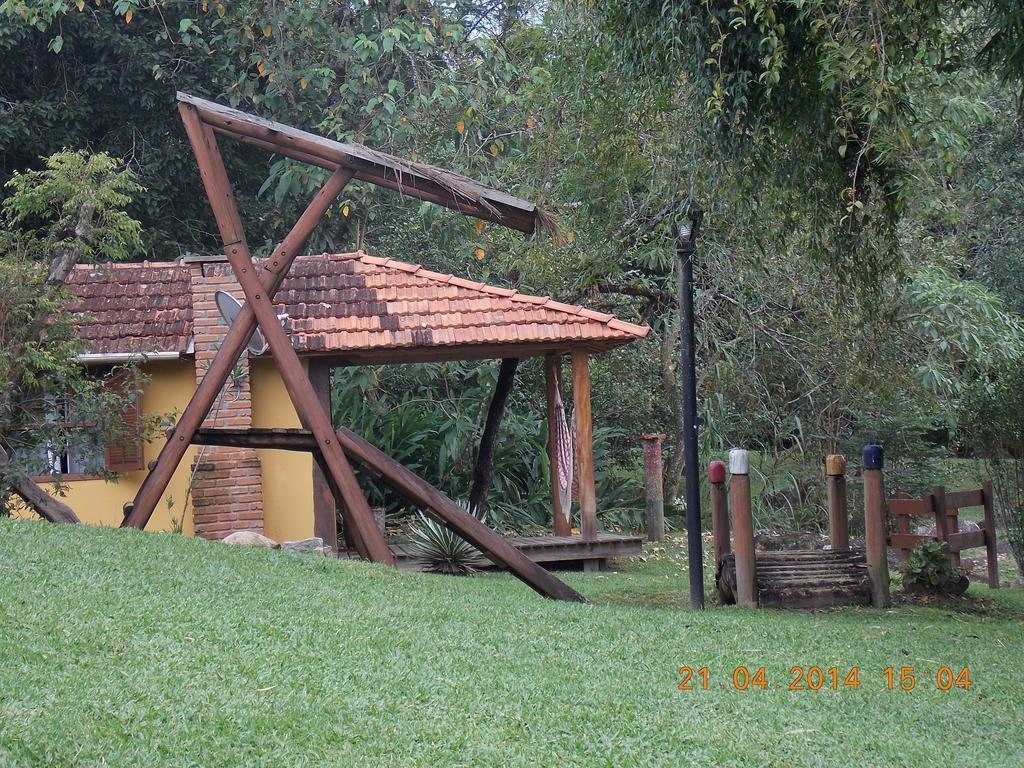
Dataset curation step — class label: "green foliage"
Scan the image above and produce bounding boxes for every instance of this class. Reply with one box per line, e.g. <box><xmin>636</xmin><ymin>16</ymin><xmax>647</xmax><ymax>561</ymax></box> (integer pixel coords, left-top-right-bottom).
<box><xmin>331</xmin><ymin>360</ymin><xmax>644</xmax><ymax>533</ymax></box>
<box><xmin>0</xmin><ymin>150</ymin><xmax>151</xmax><ymax>503</ymax></box>
<box><xmin>960</xmin><ymin>360</ymin><xmax>1024</xmax><ymax>575</ymax></box>
<box><xmin>3</xmin><ymin>150</ymin><xmax>143</xmax><ymax>264</ymax></box>
<box><xmin>407</xmin><ymin>503</ymin><xmax>488</xmax><ymax>575</ymax></box>
<box><xmin>899</xmin><ymin>541</ymin><xmax>965</xmax><ymax>592</ymax></box>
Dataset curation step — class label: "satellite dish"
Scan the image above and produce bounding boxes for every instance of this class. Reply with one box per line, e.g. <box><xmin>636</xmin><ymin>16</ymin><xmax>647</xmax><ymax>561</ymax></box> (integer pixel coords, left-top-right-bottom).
<box><xmin>214</xmin><ymin>290</ymin><xmax>269</xmax><ymax>356</ymax></box>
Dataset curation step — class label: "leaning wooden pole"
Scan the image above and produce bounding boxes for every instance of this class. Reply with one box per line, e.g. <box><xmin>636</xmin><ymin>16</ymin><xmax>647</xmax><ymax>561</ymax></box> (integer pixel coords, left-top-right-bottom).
<box><xmin>862</xmin><ymin>444</ymin><xmax>891</xmax><ymax>608</ymax></box>
<box><xmin>468</xmin><ymin>357</ymin><xmax>519</xmax><ymax>514</ymax></box>
<box><xmin>825</xmin><ymin>454</ymin><xmax>849</xmax><ymax>550</ymax></box>
<box><xmin>729</xmin><ymin>449</ymin><xmax>757</xmax><ymax>608</ymax></box>
<box><xmin>332</xmin><ymin>427</ymin><xmax>587</xmax><ymax>603</ymax></box>
<box><xmin>708</xmin><ymin>460</ymin><xmax>730</xmax><ymax>565</ymax></box>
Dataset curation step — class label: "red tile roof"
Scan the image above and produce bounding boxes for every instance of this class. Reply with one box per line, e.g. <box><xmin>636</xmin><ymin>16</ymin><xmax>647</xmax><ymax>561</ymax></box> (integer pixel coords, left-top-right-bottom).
<box><xmin>70</xmin><ymin>252</ymin><xmax>648</xmax><ymax>360</ymax></box>
<box><xmin>69</xmin><ymin>262</ymin><xmax>193</xmax><ymax>355</ymax></box>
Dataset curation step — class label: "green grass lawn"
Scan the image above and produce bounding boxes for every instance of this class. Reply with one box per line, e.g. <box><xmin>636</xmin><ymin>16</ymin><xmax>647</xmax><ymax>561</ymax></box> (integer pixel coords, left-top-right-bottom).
<box><xmin>2</xmin><ymin>519</ymin><xmax>1022</xmax><ymax>767</ymax></box>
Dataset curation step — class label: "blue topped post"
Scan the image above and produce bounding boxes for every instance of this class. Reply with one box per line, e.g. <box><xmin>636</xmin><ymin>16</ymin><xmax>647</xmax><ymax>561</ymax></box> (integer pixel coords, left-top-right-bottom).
<box><xmin>862</xmin><ymin>444</ymin><xmax>890</xmax><ymax>607</ymax></box>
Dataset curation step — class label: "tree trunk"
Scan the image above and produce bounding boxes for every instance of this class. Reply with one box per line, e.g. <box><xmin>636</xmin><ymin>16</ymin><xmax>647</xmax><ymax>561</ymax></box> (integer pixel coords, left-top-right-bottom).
<box><xmin>661</xmin><ymin>318</ymin><xmax>685</xmax><ymax>499</ymax></box>
<box><xmin>468</xmin><ymin>358</ymin><xmax>519</xmax><ymax>514</ymax></box>
<box><xmin>0</xmin><ymin>198</ymin><xmax>96</xmax><ymax>524</ymax></box>
<box><xmin>0</xmin><ymin>444</ymin><xmax>80</xmax><ymax>524</ymax></box>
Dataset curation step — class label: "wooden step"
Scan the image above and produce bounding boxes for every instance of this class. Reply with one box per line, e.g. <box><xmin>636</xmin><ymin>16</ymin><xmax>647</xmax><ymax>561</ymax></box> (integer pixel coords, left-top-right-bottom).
<box><xmin>717</xmin><ymin>549</ymin><xmax>872</xmax><ymax>609</ymax></box>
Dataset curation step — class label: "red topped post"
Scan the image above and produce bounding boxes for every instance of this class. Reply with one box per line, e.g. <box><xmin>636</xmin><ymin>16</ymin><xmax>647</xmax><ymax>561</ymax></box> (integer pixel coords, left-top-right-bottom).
<box><xmin>708</xmin><ymin>460</ymin><xmax>730</xmax><ymax>565</ymax></box>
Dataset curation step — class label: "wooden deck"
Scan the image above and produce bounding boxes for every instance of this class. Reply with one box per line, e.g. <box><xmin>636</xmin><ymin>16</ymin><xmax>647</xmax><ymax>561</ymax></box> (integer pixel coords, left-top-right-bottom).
<box><xmin>340</xmin><ymin>532</ymin><xmax>644</xmax><ymax>571</ymax></box>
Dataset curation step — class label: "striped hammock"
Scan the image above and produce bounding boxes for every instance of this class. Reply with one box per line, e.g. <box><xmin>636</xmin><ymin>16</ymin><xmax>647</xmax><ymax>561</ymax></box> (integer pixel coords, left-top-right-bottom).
<box><xmin>553</xmin><ymin>377</ymin><xmax>574</xmax><ymax>524</ymax></box>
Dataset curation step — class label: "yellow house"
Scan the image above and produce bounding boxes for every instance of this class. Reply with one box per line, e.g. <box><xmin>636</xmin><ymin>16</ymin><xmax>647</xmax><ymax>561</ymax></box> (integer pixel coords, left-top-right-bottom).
<box><xmin>35</xmin><ymin>250</ymin><xmax>646</xmax><ymax>548</ymax></box>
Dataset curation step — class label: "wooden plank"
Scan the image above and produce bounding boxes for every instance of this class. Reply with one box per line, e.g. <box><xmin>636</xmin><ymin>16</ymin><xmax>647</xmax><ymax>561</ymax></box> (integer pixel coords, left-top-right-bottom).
<box><xmin>887</xmin><ymin>498</ymin><xmax>931</xmax><ymax>518</ymax></box>
<box><xmin>309</xmin><ymin>359</ymin><xmax>338</xmax><ymax>552</ymax></box>
<box><xmin>331</xmin><ymin>426</ymin><xmax>586</xmax><ymax>602</ymax></box>
<box><xmin>572</xmin><ymin>349</ymin><xmax>598</xmax><ymax>543</ymax></box>
<box><xmin>982</xmin><ymin>480</ymin><xmax>999</xmax><ymax>589</ymax></box>
<box><xmin>946</xmin><ymin>489</ymin><xmax>984</xmax><ymax>509</ymax></box>
<box><xmin>889</xmin><ymin>533</ymin><xmax>933</xmax><ymax>550</ymax></box>
<box><xmin>934</xmin><ymin>486</ymin><xmax>956</xmax><ymax>566</ymax></box>
<box><xmin>947</xmin><ymin>530</ymin><xmax>986</xmax><ymax>551</ymax></box>
<box><xmin>545</xmin><ymin>354</ymin><xmax>572</xmax><ymax>536</ymax></box>
<box><xmin>121</xmin><ymin>111</ymin><xmax>354</xmax><ymax>531</ymax></box>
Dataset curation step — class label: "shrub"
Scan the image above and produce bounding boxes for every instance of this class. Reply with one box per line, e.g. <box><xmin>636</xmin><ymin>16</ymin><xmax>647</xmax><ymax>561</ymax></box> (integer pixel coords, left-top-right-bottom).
<box><xmin>407</xmin><ymin>505</ymin><xmax>488</xmax><ymax>576</ymax></box>
<box><xmin>899</xmin><ymin>542</ymin><xmax>966</xmax><ymax>593</ymax></box>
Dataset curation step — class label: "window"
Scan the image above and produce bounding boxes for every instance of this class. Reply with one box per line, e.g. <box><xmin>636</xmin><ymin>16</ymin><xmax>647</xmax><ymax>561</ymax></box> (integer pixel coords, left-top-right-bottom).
<box><xmin>29</xmin><ymin>372</ymin><xmax>144</xmax><ymax>479</ymax></box>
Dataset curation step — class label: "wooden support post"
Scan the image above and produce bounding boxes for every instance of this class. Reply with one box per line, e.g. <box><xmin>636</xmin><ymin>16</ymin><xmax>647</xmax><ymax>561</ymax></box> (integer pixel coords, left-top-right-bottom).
<box><xmin>640</xmin><ymin>434</ymin><xmax>666</xmax><ymax>541</ymax></box>
<box><xmin>545</xmin><ymin>354</ymin><xmax>572</xmax><ymax>536</ymax></box>
<box><xmin>862</xmin><ymin>444</ymin><xmax>891</xmax><ymax>608</ymax></box>
<box><xmin>981</xmin><ymin>480</ymin><xmax>999</xmax><ymax>589</ymax></box>
<box><xmin>572</xmin><ymin>349</ymin><xmax>597</xmax><ymax>545</ymax></box>
<box><xmin>826</xmin><ymin>454</ymin><xmax>849</xmax><ymax>550</ymax></box>
<box><xmin>309</xmin><ymin>359</ymin><xmax>338</xmax><ymax>552</ymax></box>
<box><xmin>729</xmin><ymin>449</ymin><xmax>757</xmax><ymax>608</ymax></box>
<box><xmin>708</xmin><ymin>460</ymin><xmax>729</xmax><ymax>565</ymax></box>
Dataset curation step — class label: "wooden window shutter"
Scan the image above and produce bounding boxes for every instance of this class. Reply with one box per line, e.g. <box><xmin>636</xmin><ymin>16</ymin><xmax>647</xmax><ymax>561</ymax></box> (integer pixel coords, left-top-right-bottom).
<box><xmin>104</xmin><ymin>374</ymin><xmax>144</xmax><ymax>473</ymax></box>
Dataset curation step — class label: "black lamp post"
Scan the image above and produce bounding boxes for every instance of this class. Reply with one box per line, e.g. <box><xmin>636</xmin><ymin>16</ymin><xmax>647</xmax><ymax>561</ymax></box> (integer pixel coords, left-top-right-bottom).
<box><xmin>676</xmin><ymin>202</ymin><xmax>705</xmax><ymax>610</ymax></box>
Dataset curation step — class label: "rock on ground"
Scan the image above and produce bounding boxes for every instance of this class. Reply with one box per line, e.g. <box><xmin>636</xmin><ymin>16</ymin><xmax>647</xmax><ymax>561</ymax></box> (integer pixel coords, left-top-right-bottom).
<box><xmin>281</xmin><ymin>537</ymin><xmax>324</xmax><ymax>554</ymax></box>
<box><xmin>223</xmin><ymin>531</ymin><xmax>280</xmax><ymax>549</ymax></box>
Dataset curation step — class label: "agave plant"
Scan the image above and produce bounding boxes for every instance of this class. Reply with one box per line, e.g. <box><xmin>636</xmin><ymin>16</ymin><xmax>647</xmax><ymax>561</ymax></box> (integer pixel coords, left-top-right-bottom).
<box><xmin>407</xmin><ymin>503</ymin><xmax>488</xmax><ymax>576</ymax></box>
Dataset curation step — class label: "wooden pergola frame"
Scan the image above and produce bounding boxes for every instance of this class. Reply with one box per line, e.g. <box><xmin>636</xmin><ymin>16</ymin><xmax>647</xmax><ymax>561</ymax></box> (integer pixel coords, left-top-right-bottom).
<box><xmin>121</xmin><ymin>93</ymin><xmax>583</xmax><ymax>602</ymax></box>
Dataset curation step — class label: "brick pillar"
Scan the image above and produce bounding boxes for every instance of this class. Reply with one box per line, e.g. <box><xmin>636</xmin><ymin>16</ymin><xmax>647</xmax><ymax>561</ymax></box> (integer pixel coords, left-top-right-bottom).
<box><xmin>187</xmin><ymin>257</ymin><xmax>264</xmax><ymax>539</ymax></box>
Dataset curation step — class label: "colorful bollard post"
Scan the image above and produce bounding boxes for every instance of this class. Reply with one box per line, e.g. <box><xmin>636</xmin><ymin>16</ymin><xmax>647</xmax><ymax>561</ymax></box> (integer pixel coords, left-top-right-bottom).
<box><xmin>862</xmin><ymin>444</ymin><xmax>891</xmax><ymax>608</ymax></box>
<box><xmin>825</xmin><ymin>454</ymin><xmax>849</xmax><ymax>550</ymax></box>
<box><xmin>708</xmin><ymin>460</ymin><xmax>730</xmax><ymax>565</ymax></box>
<box><xmin>640</xmin><ymin>433</ymin><xmax>666</xmax><ymax>542</ymax></box>
<box><xmin>729</xmin><ymin>449</ymin><xmax>757</xmax><ymax>608</ymax></box>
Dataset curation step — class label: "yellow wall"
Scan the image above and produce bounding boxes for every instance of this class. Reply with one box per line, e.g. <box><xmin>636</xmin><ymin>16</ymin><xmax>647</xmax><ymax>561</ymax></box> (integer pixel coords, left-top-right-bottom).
<box><xmin>12</xmin><ymin>358</ymin><xmax>317</xmax><ymax>542</ymax></box>
<box><xmin>250</xmin><ymin>358</ymin><xmax>316</xmax><ymax>543</ymax></box>
<box><xmin>14</xmin><ymin>359</ymin><xmax>199</xmax><ymax>534</ymax></box>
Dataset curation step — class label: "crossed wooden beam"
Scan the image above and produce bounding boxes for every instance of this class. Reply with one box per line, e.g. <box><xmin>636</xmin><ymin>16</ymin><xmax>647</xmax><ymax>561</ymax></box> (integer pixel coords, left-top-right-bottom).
<box><xmin>121</xmin><ymin>93</ymin><xmax>583</xmax><ymax>603</ymax></box>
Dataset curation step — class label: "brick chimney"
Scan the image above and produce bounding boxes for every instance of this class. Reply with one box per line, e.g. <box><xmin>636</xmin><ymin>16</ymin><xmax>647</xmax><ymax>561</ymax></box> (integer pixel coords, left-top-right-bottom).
<box><xmin>187</xmin><ymin>257</ymin><xmax>264</xmax><ymax>539</ymax></box>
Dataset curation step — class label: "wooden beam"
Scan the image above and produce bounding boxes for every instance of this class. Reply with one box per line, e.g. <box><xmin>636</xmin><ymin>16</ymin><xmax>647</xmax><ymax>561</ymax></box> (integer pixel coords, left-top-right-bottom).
<box><xmin>122</xmin><ymin>109</ymin><xmax>355</xmax><ymax>531</ymax></box>
<box><xmin>188</xmin><ymin>426</ymin><xmax>585</xmax><ymax>602</ymax></box>
<box><xmin>179</xmin><ymin>92</ymin><xmax>542</xmax><ymax>234</ymax></box>
<box><xmin>309</xmin><ymin>359</ymin><xmax>338</xmax><ymax>552</ymax></box>
<box><xmin>468</xmin><ymin>358</ymin><xmax>519</xmax><ymax>514</ymax></box>
<box><xmin>545</xmin><ymin>354</ymin><xmax>572</xmax><ymax>536</ymax></box>
<box><xmin>572</xmin><ymin>349</ymin><xmax>598</xmax><ymax>544</ymax></box>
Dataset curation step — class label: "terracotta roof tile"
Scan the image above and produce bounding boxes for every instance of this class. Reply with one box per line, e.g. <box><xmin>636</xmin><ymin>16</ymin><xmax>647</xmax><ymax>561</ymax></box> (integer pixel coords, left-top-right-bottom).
<box><xmin>69</xmin><ymin>251</ymin><xmax>648</xmax><ymax>358</ymax></box>
<box><xmin>68</xmin><ymin>261</ymin><xmax>192</xmax><ymax>355</ymax></box>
